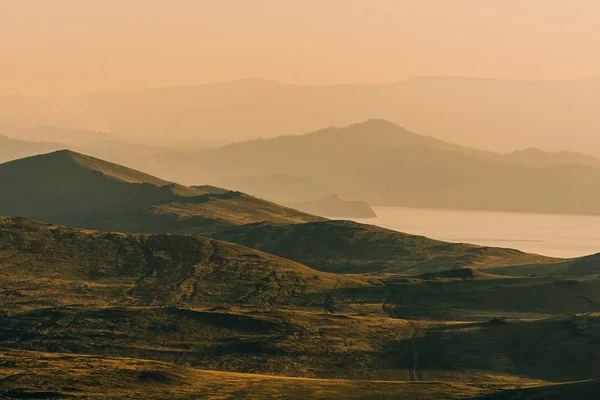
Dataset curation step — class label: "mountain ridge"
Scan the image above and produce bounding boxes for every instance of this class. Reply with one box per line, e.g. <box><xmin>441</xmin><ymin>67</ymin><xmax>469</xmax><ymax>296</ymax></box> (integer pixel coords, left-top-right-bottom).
<box><xmin>153</xmin><ymin>120</ymin><xmax>600</xmax><ymax>216</ymax></box>
<box><xmin>0</xmin><ymin>151</ymin><xmax>323</xmax><ymax>233</ymax></box>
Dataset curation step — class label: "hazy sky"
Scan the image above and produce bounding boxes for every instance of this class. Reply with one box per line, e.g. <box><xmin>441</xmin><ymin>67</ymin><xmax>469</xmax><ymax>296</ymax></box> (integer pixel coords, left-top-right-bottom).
<box><xmin>1</xmin><ymin>0</ymin><xmax>599</xmax><ymax>96</ymax></box>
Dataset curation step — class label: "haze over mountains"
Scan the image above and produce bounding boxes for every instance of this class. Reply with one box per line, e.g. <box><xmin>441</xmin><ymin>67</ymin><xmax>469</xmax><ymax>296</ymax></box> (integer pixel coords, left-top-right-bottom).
<box><xmin>150</xmin><ymin>119</ymin><xmax>600</xmax><ymax>216</ymax></box>
<box><xmin>4</xmin><ymin>77</ymin><xmax>600</xmax><ymax>155</ymax></box>
<box><xmin>5</xmin><ymin>119</ymin><xmax>600</xmax><ymax>217</ymax></box>
<box><xmin>0</xmin><ymin>125</ymin><xmax>217</xmax><ymax>172</ymax></box>
<box><xmin>4</xmin><ymin>1</ymin><xmax>600</xmax><ymax>397</ymax></box>
<box><xmin>0</xmin><ymin>135</ymin><xmax>63</xmax><ymax>164</ymax></box>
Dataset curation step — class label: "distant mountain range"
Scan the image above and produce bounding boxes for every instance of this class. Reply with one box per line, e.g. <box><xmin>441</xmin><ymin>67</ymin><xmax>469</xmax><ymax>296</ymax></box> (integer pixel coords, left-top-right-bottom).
<box><xmin>4</xmin><ymin>77</ymin><xmax>600</xmax><ymax>155</ymax></box>
<box><xmin>0</xmin><ymin>135</ymin><xmax>64</xmax><ymax>164</ymax></box>
<box><xmin>153</xmin><ymin>120</ymin><xmax>600</xmax><ymax>216</ymax></box>
<box><xmin>0</xmin><ymin>126</ymin><xmax>166</xmax><ymax>173</ymax></box>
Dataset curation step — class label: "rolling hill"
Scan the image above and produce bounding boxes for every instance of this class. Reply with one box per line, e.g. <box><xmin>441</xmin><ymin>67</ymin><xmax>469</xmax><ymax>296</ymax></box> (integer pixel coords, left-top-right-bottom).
<box><xmin>154</xmin><ymin>120</ymin><xmax>600</xmax><ymax>216</ymax></box>
<box><xmin>1</xmin><ymin>217</ymin><xmax>600</xmax><ymax>398</ymax></box>
<box><xmin>0</xmin><ymin>217</ymin><xmax>355</xmax><ymax>311</ymax></box>
<box><xmin>0</xmin><ymin>150</ymin><xmax>322</xmax><ymax>233</ymax></box>
<box><xmin>211</xmin><ymin>220</ymin><xmax>557</xmax><ymax>274</ymax></box>
<box><xmin>484</xmin><ymin>252</ymin><xmax>600</xmax><ymax>278</ymax></box>
<box><xmin>0</xmin><ymin>150</ymin><xmax>558</xmax><ymax>276</ymax></box>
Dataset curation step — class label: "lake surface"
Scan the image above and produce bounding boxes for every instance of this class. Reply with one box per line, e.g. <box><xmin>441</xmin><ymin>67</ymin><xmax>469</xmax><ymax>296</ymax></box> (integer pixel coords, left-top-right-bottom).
<box><xmin>350</xmin><ymin>207</ymin><xmax>600</xmax><ymax>259</ymax></box>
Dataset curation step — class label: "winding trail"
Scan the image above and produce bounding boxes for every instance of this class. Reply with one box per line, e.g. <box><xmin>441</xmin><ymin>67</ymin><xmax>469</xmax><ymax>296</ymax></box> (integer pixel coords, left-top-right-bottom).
<box><xmin>407</xmin><ymin>320</ymin><xmax>422</xmax><ymax>382</ymax></box>
<box><xmin>383</xmin><ymin>301</ymin><xmax>423</xmax><ymax>382</ymax></box>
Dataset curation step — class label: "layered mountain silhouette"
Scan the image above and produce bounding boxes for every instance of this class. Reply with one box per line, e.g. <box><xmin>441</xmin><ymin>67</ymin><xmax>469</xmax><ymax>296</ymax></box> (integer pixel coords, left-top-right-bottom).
<box><xmin>156</xmin><ymin>120</ymin><xmax>600</xmax><ymax>215</ymax></box>
<box><xmin>0</xmin><ymin>125</ymin><xmax>114</xmax><ymax>145</ymax></box>
<box><xmin>0</xmin><ymin>125</ymin><xmax>186</xmax><ymax>174</ymax></box>
<box><xmin>0</xmin><ymin>135</ymin><xmax>63</xmax><ymax>164</ymax></box>
<box><xmin>5</xmin><ymin>77</ymin><xmax>600</xmax><ymax>156</ymax></box>
<box><xmin>0</xmin><ymin>150</ymin><xmax>322</xmax><ymax>233</ymax></box>
<box><xmin>503</xmin><ymin>147</ymin><xmax>600</xmax><ymax>169</ymax></box>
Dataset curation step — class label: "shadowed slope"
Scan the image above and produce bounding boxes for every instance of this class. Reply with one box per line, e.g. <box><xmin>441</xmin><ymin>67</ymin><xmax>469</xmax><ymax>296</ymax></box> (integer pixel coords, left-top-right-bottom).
<box><xmin>0</xmin><ymin>151</ymin><xmax>322</xmax><ymax>233</ymax></box>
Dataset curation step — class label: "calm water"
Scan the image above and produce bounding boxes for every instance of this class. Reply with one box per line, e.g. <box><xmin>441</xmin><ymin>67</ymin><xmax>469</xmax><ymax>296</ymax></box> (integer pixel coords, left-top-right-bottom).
<box><xmin>350</xmin><ymin>207</ymin><xmax>600</xmax><ymax>259</ymax></box>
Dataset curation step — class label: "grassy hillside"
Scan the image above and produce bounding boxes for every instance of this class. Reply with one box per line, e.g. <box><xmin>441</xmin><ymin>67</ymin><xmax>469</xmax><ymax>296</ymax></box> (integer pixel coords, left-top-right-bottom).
<box><xmin>211</xmin><ymin>220</ymin><xmax>558</xmax><ymax>274</ymax></box>
<box><xmin>0</xmin><ymin>350</ymin><xmax>509</xmax><ymax>400</ymax></box>
<box><xmin>0</xmin><ymin>151</ymin><xmax>322</xmax><ymax>233</ymax></box>
<box><xmin>1</xmin><ymin>217</ymin><xmax>600</xmax><ymax>397</ymax></box>
<box><xmin>504</xmin><ymin>147</ymin><xmax>600</xmax><ymax>169</ymax></box>
<box><xmin>0</xmin><ymin>217</ymin><xmax>355</xmax><ymax>311</ymax></box>
<box><xmin>485</xmin><ymin>252</ymin><xmax>600</xmax><ymax>277</ymax></box>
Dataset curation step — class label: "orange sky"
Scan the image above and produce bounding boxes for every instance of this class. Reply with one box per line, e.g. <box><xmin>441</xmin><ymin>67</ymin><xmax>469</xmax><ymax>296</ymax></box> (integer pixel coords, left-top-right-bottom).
<box><xmin>1</xmin><ymin>0</ymin><xmax>599</xmax><ymax>96</ymax></box>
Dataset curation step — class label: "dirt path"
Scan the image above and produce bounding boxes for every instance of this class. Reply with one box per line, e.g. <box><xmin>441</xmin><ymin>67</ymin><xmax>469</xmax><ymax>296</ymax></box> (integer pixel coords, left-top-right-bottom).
<box><xmin>383</xmin><ymin>301</ymin><xmax>423</xmax><ymax>382</ymax></box>
<box><xmin>324</xmin><ymin>278</ymin><xmax>340</xmax><ymax>313</ymax></box>
<box><xmin>407</xmin><ymin>320</ymin><xmax>422</xmax><ymax>382</ymax></box>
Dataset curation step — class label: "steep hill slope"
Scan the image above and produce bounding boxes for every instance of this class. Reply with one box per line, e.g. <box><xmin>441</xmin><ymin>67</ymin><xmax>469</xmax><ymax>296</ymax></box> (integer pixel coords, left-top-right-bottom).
<box><xmin>0</xmin><ymin>151</ymin><xmax>322</xmax><ymax>233</ymax></box>
<box><xmin>211</xmin><ymin>220</ymin><xmax>557</xmax><ymax>274</ymax></box>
